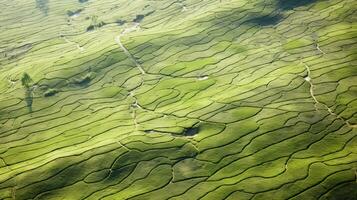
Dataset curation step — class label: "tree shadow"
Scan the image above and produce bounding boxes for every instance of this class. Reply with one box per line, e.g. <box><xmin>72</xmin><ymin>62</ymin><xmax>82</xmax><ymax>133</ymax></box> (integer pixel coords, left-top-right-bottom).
<box><xmin>24</xmin><ymin>89</ymin><xmax>33</xmax><ymax>113</ymax></box>
<box><xmin>323</xmin><ymin>182</ymin><xmax>357</xmax><ymax>200</ymax></box>
<box><xmin>277</xmin><ymin>0</ymin><xmax>317</xmax><ymax>10</ymax></box>
<box><xmin>183</xmin><ymin>126</ymin><xmax>199</xmax><ymax>136</ymax></box>
<box><xmin>249</xmin><ymin>14</ymin><xmax>283</xmax><ymax>26</ymax></box>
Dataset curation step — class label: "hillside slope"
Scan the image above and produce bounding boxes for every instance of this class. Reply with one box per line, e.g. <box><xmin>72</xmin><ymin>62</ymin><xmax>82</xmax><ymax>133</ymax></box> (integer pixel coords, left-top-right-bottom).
<box><xmin>0</xmin><ymin>0</ymin><xmax>357</xmax><ymax>199</ymax></box>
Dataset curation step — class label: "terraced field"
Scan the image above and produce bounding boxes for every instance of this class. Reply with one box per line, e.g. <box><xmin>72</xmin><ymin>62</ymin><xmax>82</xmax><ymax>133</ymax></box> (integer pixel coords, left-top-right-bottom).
<box><xmin>0</xmin><ymin>0</ymin><xmax>357</xmax><ymax>199</ymax></box>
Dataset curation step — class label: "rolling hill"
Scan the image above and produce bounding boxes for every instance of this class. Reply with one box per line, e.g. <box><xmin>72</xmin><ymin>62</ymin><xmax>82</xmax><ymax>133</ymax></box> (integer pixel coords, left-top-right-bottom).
<box><xmin>0</xmin><ymin>0</ymin><xmax>356</xmax><ymax>199</ymax></box>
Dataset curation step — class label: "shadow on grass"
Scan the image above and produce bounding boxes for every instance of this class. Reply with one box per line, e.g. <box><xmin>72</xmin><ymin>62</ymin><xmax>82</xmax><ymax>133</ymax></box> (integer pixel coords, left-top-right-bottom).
<box><xmin>323</xmin><ymin>182</ymin><xmax>357</xmax><ymax>200</ymax></box>
<box><xmin>277</xmin><ymin>0</ymin><xmax>317</xmax><ymax>10</ymax></box>
<box><xmin>24</xmin><ymin>89</ymin><xmax>33</xmax><ymax>113</ymax></box>
<box><xmin>248</xmin><ymin>14</ymin><xmax>283</xmax><ymax>26</ymax></box>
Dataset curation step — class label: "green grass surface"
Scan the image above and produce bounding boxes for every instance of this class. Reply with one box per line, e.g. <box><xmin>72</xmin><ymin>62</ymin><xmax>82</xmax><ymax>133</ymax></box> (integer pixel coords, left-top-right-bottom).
<box><xmin>0</xmin><ymin>0</ymin><xmax>356</xmax><ymax>199</ymax></box>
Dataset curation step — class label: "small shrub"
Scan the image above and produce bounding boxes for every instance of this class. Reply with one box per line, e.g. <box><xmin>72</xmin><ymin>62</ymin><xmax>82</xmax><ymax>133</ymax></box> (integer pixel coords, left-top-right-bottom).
<box><xmin>67</xmin><ymin>9</ymin><xmax>83</xmax><ymax>17</ymax></box>
<box><xmin>73</xmin><ymin>72</ymin><xmax>96</xmax><ymax>85</ymax></box>
<box><xmin>133</xmin><ymin>15</ymin><xmax>145</xmax><ymax>23</ymax></box>
<box><xmin>44</xmin><ymin>88</ymin><xmax>58</xmax><ymax>97</ymax></box>
<box><xmin>116</xmin><ymin>19</ymin><xmax>126</xmax><ymax>26</ymax></box>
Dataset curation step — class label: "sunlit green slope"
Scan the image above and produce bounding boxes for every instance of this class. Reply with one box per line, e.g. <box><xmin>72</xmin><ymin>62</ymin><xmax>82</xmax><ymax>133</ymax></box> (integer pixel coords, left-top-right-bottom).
<box><xmin>0</xmin><ymin>0</ymin><xmax>356</xmax><ymax>199</ymax></box>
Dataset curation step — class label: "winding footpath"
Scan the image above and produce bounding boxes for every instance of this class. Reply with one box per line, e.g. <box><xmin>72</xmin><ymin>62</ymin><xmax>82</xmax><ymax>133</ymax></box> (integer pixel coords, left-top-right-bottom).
<box><xmin>115</xmin><ymin>24</ymin><xmax>146</xmax><ymax>75</ymax></box>
<box><xmin>303</xmin><ymin>62</ymin><xmax>356</xmax><ymax>129</ymax></box>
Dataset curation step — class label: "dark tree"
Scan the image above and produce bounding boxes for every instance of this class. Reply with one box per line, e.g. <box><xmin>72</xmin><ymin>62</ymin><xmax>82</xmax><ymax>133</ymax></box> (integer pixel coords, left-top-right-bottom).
<box><xmin>21</xmin><ymin>73</ymin><xmax>33</xmax><ymax>88</ymax></box>
<box><xmin>21</xmin><ymin>73</ymin><xmax>34</xmax><ymax>112</ymax></box>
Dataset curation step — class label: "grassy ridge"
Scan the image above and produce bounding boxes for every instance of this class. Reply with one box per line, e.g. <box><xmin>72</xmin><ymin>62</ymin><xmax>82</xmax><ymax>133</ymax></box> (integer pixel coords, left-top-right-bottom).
<box><xmin>0</xmin><ymin>0</ymin><xmax>356</xmax><ymax>199</ymax></box>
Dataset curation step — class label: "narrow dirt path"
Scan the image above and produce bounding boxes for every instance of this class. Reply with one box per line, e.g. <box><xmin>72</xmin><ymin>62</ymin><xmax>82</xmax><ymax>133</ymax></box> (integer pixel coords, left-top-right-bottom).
<box><xmin>303</xmin><ymin>62</ymin><xmax>356</xmax><ymax>128</ymax></box>
<box><xmin>114</xmin><ymin>23</ymin><xmax>146</xmax><ymax>130</ymax></box>
<box><xmin>303</xmin><ymin>62</ymin><xmax>319</xmax><ymax>109</ymax></box>
<box><xmin>115</xmin><ymin>24</ymin><xmax>146</xmax><ymax>75</ymax></box>
<box><xmin>63</xmin><ymin>36</ymin><xmax>84</xmax><ymax>52</ymax></box>
<box><xmin>316</xmin><ymin>44</ymin><xmax>325</xmax><ymax>54</ymax></box>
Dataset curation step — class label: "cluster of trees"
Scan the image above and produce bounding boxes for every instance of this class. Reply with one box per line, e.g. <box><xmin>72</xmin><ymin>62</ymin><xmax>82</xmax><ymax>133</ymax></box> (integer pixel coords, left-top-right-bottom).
<box><xmin>86</xmin><ymin>15</ymin><xmax>105</xmax><ymax>31</ymax></box>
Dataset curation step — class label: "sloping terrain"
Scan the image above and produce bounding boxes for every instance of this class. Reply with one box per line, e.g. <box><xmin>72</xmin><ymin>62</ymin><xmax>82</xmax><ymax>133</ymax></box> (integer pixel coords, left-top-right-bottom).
<box><xmin>0</xmin><ymin>0</ymin><xmax>356</xmax><ymax>199</ymax></box>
